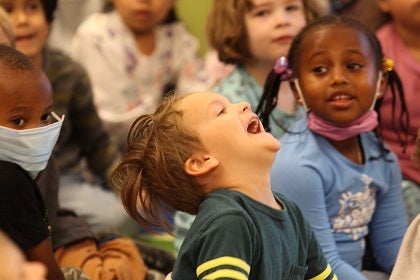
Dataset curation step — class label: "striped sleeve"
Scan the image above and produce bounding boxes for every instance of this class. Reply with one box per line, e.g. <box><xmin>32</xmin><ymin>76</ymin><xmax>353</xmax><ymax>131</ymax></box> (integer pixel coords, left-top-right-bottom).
<box><xmin>196</xmin><ymin>256</ymin><xmax>250</xmax><ymax>280</ymax></box>
<box><xmin>309</xmin><ymin>264</ymin><xmax>337</xmax><ymax>280</ymax></box>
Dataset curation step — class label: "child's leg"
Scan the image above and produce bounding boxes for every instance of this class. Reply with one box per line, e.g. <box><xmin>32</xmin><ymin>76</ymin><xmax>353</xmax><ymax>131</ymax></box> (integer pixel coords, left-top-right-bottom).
<box><xmin>58</xmin><ymin>173</ymin><xmax>130</xmax><ymax>232</ymax></box>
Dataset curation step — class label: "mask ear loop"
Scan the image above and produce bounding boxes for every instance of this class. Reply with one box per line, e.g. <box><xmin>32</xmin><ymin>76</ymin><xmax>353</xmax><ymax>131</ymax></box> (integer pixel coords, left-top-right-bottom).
<box><xmin>370</xmin><ymin>71</ymin><xmax>383</xmax><ymax>110</ymax></box>
<box><xmin>294</xmin><ymin>79</ymin><xmax>309</xmax><ymax>112</ymax></box>
<box><xmin>296</xmin><ymin>70</ymin><xmax>384</xmax><ymax>112</ymax></box>
<box><xmin>51</xmin><ymin>111</ymin><xmax>65</xmax><ymax>122</ymax></box>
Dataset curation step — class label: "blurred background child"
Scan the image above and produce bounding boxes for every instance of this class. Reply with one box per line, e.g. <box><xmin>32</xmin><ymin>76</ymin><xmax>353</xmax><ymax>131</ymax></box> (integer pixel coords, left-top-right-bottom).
<box><xmin>267</xmin><ymin>16</ymin><xmax>408</xmax><ymax>279</ymax></box>
<box><xmin>71</xmin><ymin>0</ymin><xmax>208</xmax><ymax>149</ymax></box>
<box><xmin>375</xmin><ymin>0</ymin><xmax>420</xmax><ymax>223</ymax></box>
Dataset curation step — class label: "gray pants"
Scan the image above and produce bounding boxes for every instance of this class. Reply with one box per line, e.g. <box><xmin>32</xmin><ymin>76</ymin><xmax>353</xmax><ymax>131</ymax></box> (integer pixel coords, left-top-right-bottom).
<box><xmin>58</xmin><ymin>172</ymin><xmax>130</xmax><ymax>233</ymax></box>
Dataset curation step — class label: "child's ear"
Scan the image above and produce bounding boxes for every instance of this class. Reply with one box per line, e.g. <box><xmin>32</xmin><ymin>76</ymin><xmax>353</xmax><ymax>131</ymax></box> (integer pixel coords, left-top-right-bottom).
<box><xmin>184</xmin><ymin>152</ymin><xmax>219</xmax><ymax>177</ymax></box>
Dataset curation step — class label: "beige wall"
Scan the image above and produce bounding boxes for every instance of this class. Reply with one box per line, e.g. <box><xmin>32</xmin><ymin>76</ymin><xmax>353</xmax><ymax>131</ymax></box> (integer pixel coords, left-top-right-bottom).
<box><xmin>175</xmin><ymin>0</ymin><xmax>212</xmax><ymax>56</ymax></box>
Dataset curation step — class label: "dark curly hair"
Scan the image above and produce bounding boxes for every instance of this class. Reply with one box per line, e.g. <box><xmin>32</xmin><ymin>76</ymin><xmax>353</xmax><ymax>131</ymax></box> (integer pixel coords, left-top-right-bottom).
<box><xmin>41</xmin><ymin>0</ymin><xmax>57</xmax><ymax>23</ymax></box>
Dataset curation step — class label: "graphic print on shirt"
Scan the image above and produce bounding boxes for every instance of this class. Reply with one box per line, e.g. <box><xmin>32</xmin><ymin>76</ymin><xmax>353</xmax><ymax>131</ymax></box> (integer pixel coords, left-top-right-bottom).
<box><xmin>331</xmin><ymin>174</ymin><xmax>377</xmax><ymax>240</ymax></box>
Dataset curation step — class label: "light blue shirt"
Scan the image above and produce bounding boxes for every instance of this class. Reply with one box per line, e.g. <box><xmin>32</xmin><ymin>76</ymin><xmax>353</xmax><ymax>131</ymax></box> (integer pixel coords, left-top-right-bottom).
<box><xmin>271</xmin><ymin>118</ymin><xmax>408</xmax><ymax>279</ymax></box>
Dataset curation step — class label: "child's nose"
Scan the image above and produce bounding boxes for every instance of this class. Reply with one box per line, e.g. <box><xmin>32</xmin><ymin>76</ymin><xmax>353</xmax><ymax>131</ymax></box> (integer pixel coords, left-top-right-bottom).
<box><xmin>331</xmin><ymin>67</ymin><xmax>349</xmax><ymax>84</ymax></box>
<box><xmin>239</xmin><ymin>102</ymin><xmax>251</xmax><ymax>112</ymax></box>
<box><xmin>11</xmin><ymin>9</ymin><xmax>28</xmax><ymax>24</ymax></box>
<box><xmin>274</xmin><ymin>9</ymin><xmax>291</xmax><ymax>27</ymax></box>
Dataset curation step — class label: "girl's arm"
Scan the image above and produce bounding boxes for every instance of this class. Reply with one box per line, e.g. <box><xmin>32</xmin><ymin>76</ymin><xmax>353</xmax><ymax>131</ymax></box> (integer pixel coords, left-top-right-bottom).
<box><xmin>368</xmin><ymin>158</ymin><xmax>408</xmax><ymax>273</ymax></box>
<box><xmin>26</xmin><ymin>238</ymin><xmax>65</xmax><ymax>280</ymax></box>
<box><xmin>271</xmin><ymin>161</ymin><xmax>367</xmax><ymax>279</ymax></box>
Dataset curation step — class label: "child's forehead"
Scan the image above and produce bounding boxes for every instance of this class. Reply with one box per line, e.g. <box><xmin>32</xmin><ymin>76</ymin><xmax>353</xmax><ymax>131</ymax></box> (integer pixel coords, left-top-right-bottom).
<box><xmin>179</xmin><ymin>91</ymin><xmax>228</xmax><ymax>109</ymax></box>
<box><xmin>299</xmin><ymin>24</ymin><xmax>370</xmax><ymax>54</ymax></box>
<box><xmin>177</xmin><ymin>92</ymin><xmax>226</xmax><ymax>120</ymax></box>
<box><xmin>0</xmin><ymin>67</ymin><xmax>51</xmax><ymax>97</ymax></box>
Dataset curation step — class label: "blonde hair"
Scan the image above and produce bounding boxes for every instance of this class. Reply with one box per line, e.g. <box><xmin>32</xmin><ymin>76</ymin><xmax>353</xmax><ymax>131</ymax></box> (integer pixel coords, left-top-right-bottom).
<box><xmin>111</xmin><ymin>94</ymin><xmax>206</xmax><ymax>232</ymax></box>
<box><xmin>0</xmin><ymin>6</ymin><xmax>15</xmax><ymax>47</ymax></box>
<box><xmin>207</xmin><ymin>0</ymin><xmax>330</xmax><ymax>64</ymax></box>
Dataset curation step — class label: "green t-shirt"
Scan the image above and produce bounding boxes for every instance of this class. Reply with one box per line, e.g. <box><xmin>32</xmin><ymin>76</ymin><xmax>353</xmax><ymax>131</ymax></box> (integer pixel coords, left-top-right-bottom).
<box><xmin>172</xmin><ymin>189</ymin><xmax>336</xmax><ymax>279</ymax></box>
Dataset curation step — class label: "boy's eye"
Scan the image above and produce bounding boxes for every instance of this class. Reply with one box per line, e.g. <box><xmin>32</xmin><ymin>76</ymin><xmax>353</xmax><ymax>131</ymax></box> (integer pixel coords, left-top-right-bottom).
<box><xmin>11</xmin><ymin>118</ymin><xmax>25</xmax><ymax>126</ymax></box>
<box><xmin>217</xmin><ymin>108</ymin><xmax>226</xmax><ymax>116</ymax></box>
<box><xmin>41</xmin><ymin>113</ymin><xmax>52</xmax><ymax>124</ymax></box>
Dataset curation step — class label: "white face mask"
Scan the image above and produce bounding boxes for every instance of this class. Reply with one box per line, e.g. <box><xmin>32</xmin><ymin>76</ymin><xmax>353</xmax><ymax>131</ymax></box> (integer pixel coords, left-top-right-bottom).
<box><xmin>0</xmin><ymin>113</ymin><xmax>64</xmax><ymax>179</ymax></box>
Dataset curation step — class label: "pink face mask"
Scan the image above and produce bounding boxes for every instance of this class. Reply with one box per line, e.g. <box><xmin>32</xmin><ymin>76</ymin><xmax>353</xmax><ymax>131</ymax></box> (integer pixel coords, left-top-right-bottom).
<box><xmin>307</xmin><ymin>110</ymin><xmax>378</xmax><ymax>140</ymax></box>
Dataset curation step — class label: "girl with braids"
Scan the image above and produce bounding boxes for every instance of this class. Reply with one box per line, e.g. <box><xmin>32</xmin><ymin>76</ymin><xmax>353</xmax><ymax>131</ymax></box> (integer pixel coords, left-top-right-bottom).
<box><xmin>267</xmin><ymin>15</ymin><xmax>409</xmax><ymax>279</ymax></box>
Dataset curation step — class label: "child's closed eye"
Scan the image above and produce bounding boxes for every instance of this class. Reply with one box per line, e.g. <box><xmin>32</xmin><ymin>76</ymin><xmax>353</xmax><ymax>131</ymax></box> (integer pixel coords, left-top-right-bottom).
<box><xmin>217</xmin><ymin>108</ymin><xmax>226</xmax><ymax>116</ymax></box>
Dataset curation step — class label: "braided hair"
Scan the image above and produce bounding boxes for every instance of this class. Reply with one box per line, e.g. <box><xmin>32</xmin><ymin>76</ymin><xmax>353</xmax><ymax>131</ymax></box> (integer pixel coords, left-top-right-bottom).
<box><xmin>256</xmin><ymin>15</ymin><xmax>410</xmax><ymax>159</ymax></box>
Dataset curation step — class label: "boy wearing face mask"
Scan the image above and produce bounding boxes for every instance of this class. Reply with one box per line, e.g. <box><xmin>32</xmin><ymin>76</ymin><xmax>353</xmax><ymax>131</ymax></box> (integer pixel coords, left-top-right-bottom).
<box><xmin>0</xmin><ymin>45</ymin><xmax>65</xmax><ymax>280</ymax></box>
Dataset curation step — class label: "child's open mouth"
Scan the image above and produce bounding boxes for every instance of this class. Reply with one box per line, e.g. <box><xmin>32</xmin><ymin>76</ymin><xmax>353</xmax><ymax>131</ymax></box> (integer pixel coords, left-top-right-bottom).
<box><xmin>15</xmin><ymin>34</ymin><xmax>34</xmax><ymax>42</ymax></box>
<box><xmin>247</xmin><ymin>118</ymin><xmax>262</xmax><ymax>134</ymax></box>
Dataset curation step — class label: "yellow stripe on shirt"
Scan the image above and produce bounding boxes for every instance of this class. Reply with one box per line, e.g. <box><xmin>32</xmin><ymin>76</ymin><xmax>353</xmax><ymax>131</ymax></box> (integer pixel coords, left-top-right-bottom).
<box><xmin>309</xmin><ymin>264</ymin><xmax>335</xmax><ymax>280</ymax></box>
<box><xmin>196</xmin><ymin>256</ymin><xmax>250</xmax><ymax>277</ymax></box>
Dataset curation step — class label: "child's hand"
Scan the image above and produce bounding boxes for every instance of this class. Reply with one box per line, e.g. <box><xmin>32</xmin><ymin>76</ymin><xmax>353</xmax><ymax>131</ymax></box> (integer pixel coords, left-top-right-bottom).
<box><xmin>22</xmin><ymin>262</ymin><xmax>47</xmax><ymax>280</ymax></box>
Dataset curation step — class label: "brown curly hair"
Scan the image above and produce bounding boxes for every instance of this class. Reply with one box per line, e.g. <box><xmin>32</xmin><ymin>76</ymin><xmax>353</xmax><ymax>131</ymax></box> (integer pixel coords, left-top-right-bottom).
<box><xmin>111</xmin><ymin>93</ymin><xmax>206</xmax><ymax>232</ymax></box>
<box><xmin>207</xmin><ymin>0</ymin><xmax>330</xmax><ymax>64</ymax></box>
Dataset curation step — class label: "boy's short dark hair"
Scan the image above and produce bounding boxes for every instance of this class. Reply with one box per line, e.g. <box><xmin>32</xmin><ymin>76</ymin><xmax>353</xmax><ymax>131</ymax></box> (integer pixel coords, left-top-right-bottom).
<box><xmin>41</xmin><ymin>0</ymin><xmax>57</xmax><ymax>23</ymax></box>
<box><xmin>0</xmin><ymin>44</ymin><xmax>36</xmax><ymax>72</ymax></box>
